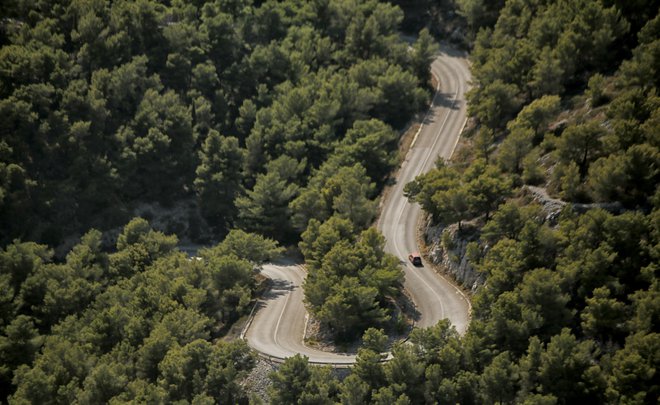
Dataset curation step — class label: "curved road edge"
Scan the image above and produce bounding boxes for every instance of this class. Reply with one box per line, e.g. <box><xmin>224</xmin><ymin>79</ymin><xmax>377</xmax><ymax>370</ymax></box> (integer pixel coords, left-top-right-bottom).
<box><xmin>243</xmin><ymin>262</ymin><xmax>357</xmax><ymax>365</ymax></box>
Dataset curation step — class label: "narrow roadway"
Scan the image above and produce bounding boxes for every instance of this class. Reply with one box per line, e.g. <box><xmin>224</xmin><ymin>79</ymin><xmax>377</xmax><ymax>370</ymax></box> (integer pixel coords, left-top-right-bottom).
<box><xmin>377</xmin><ymin>44</ymin><xmax>471</xmax><ymax>334</ymax></box>
<box><xmin>245</xmin><ymin>43</ymin><xmax>471</xmax><ymax>363</ymax></box>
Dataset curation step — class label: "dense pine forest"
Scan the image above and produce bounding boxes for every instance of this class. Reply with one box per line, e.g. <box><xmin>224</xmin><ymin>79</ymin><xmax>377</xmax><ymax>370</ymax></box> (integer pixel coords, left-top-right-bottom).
<box><xmin>0</xmin><ymin>0</ymin><xmax>433</xmax><ymax>248</ymax></box>
<box><xmin>1</xmin><ymin>0</ymin><xmax>659</xmax><ymax>403</ymax></box>
<box><xmin>268</xmin><ymin>0</ymin><xmax>659</xmax><ymax>404</ymax></box>
<box><xmin>0</xmin><ymin>0</ymin><xmax>435</xmax><ymax>402</ymax></box>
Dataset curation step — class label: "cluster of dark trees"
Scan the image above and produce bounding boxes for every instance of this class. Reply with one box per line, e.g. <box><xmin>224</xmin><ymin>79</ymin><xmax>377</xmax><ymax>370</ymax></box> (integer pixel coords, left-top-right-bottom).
<box><xmin>405</xmin><ymin>159</ymin><xmax>512</xmax><ymax>230</ymax></box>
<box><xmin>0</xmin><ymin>0</ymin><xmax>434</xmax><ymax>248</ymax></box>
<box><xmin>265</xmin><ymin>1</ymin><xmax>659</xmax><ymax>398</ymax></box>
<box><xmin>406</xmin><ymin>0</ymin><xmax>658</xmax><ymax>226</ymax></box>
<box><xmin>459</xmin><ymin>0</ymin><xmax>659</xmax><ymax>207</ymax></box>
<box><xmin>1</xmin><ymin>0</ymin><xmax>436</xmax><ymax>400</ymax></box>
<box><xmin>0</xmin><ymin>218</ymin><xmax>282</xmax><ymax>403</ymax></box>
<box><xmin>301</xmin><ymin>220</ymin><xmax>403</xmax><ymax>340</ymax></box>
<box><xmin>268</xmin><ymin>204</ymin><xmax>659</xmax><ymax>404</ymax></box>
<box><xmin>3</xmin><ymin>0</ymin><xmax>657</xmax><ymax>402</ymax></box>
<box><xmin>356</xmin><ymin>1</ymin><xmax>657</xmax><ymax>404</ymax></box>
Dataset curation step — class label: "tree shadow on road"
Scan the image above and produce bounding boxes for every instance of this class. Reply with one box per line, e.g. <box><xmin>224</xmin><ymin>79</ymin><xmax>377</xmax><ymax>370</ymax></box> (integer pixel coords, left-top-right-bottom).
<box><xmin>395</xmin><ymin>289</ymin><xmax>421</xmax><ymax>327</ymax></box>
<box><xmin>438</xmin><ymin>42</ymin><xmax>469</xmax><ymax>58</ymax></box>
<box><xmin>261</xmin><ymin>278</ymin><xmax>295</xmax><ymax>301</ymax></box>
<box><xmin>420</xmin><ymin>92</ymin><xmax>461</xmax><ymax>127</ymax></box>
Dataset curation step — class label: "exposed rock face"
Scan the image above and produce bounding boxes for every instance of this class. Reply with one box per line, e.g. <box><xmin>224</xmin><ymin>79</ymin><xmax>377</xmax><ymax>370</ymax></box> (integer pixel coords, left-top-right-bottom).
<box><xmin>523</xmin><ymin>185</ymin><xmax>624</xmax><ymax>223</ymax></box>
<box><xmin>422</xmin><ymin>186</ymin><xmax>626</xmax><ymax>298</ymax></box>
<box><xmin>241</xmin><ymin>358</ymin><xmax>277</xmax><ymax>403</ymax></box>
<box><xmin>523</xmin><ymin>185</ymin><xmax>567</xmax><ymax>223</ymax></box>
<box><xmin>424</xmin><ymin>220</ymin><xmax>485</xmax><ymax>293</ymax></box>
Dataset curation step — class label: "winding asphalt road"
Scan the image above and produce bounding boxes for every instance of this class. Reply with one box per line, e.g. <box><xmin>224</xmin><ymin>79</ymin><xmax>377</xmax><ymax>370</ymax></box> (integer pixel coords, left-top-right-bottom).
<box><xmin>244</xmin><ymin>43</ymin><xmax>471</xmax><ymax>363</ymax></box>
<box><xmin>377</xmin><ymin>45</ymin><xmax>471</xmax><ymax>334</ymax></box>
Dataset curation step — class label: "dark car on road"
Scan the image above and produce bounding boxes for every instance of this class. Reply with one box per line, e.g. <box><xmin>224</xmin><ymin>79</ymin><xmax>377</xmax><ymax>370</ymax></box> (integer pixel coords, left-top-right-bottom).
<box><xmin>408</xmin><ymin>252</ymin><xmax>422</xmax><ymax>266</ymax></box>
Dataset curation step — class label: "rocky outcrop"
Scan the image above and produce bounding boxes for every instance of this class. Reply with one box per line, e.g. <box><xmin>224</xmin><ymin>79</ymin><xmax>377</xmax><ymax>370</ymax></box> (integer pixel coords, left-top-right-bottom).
<box><xmin>523</xmin><ymin>185</ymin><xmax>624</xmax><ymax>224</ymax></box>
<box><xmin>523</xmin><ymin>185</ymin><xmax>567</xmax><ymax>223</ymax></box>
<box><xmin>424</xmin><ymin>220</ymin><xmax>484</xmax><ymax>293</ymax></box>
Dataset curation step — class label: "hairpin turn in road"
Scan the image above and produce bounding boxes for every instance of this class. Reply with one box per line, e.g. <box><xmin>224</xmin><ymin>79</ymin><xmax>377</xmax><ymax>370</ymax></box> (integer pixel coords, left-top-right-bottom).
<box><xmin>245</xmin><ymin>43</ymin><xmax>472</xmax><ymax>364</ymax></box>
